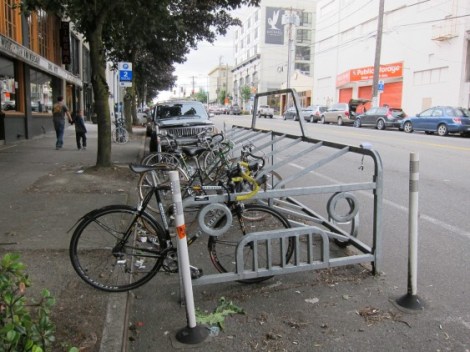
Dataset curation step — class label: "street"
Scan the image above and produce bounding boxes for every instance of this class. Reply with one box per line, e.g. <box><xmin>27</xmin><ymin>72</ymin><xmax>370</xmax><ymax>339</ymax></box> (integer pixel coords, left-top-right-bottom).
<box><xmin>213</xmin><ymin>114</ymin><xmax>470</xmax><ymax>312</ymax></box>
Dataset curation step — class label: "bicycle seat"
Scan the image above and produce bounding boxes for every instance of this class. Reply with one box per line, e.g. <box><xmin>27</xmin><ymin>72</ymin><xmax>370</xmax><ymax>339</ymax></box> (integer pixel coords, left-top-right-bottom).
<box><xmin>181</xmin><ymin>147</ymin><xmax>207</xmax><ymax>158</ymax></box>
<box><xmin>129</xmin><ymin>163</ymin><xmax>174</xmax><ymax>174</ymax></box>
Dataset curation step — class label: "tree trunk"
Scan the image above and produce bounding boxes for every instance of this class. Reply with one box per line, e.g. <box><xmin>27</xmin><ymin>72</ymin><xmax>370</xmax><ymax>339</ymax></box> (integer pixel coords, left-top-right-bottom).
<box><xmin>89</xmin><ymin>24</ymin><xmax>112</xmax><ymax>167</ymax></box>
<box><xmin>123</xmin><ymin>87</ymin><xmax>133</xmax><ymax>131</ymax></box>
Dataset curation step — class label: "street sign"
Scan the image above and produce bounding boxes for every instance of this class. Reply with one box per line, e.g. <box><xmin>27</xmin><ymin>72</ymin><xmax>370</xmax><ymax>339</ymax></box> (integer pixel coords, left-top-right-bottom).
<box><xmin>118</xmin><ymin>62</ymin><xmax>133</xmax><ymax>87</ymax></box>
<box><xmin>378</xmin><ymin>80</ymin><xmax>384</xmax><ymax>92</ymax></box>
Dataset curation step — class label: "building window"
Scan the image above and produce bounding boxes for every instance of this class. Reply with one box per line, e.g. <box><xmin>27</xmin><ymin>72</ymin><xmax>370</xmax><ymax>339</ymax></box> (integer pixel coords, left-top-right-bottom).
<box><xmin>30</xmin><ymin>68</ymin><xmax>53</xmax><ymax>114</ymax></box>
<box><xmin>37</xmin><ymin>9</ymin><xmax>49</xmax><ymax>57</ymax></box>
<box><xmin>295</xmin><ymin>46</ymin><xmax>310</xmax><ymax>61</ymax></box>
<box><xmin>69</xmin><ymin>34</ymin><xmax>80</xmax><ymax>75</ymax></box>
<box><xmin>254</xmin><ymin>10</ymin><xmax>258</xmax><ymax>22</ymax></box>
<box><xmin>296</xmin><ymin>29</ymin><xmax>311</xmax><ymax>44</ymax></box>
<box><xmin>254</xmin><ymin>27</ymin><xmax>258</xmax><ymax>39</ymax></box>
<box><xmin>300</xmin><ymin>11</ymin><xmax>312</xmax><ymax>26</ymax></box>
<box><xmin>295</xmin><ymin>63</ymin><xmax>310</xmax><ymax>75</ymax></box>
<box><xmin>247</xmin><ymin>18</ymin><xmax>251</xmax><ymax>28</ymax></box>
<box><xmin>246</xmin><ymin>33</ymin><xmax>250</xmax><ymax>45</ymax></box>
<box><xmin>466</xmin><ymin>40</ymin><xmax>470</xmax><ymax>82</ymax></box>
<box><xmin>0</xmin><ymin>56</ymin><xmax>17</xmax><ymax>111</ymax></box>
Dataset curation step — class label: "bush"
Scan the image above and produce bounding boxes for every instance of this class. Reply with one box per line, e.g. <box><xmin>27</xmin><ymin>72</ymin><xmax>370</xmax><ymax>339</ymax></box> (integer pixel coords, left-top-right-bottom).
<box><xmin>0</xmin><ymin>253</ymin><xmax>77</xmax><ymax>352</ymax></box>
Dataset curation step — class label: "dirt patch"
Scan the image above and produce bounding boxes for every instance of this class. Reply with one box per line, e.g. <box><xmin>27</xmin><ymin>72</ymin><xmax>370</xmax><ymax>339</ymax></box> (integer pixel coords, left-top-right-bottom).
<box><xmin>27</xmin><ymin>163</ymin><xmax>138</xmax><ymax>194</ymax></box>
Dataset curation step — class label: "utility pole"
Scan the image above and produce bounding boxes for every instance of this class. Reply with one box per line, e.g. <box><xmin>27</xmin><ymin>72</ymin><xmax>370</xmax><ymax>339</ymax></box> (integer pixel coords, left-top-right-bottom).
<box><xmin>282</xmin><ymin>9</ymin><xmax>300</xmax><ymax>111</ymax></box>
<box><xmin>372</xmin><ymin>0</ymin><xmax>385</xmax><ymax>107</ymax></box>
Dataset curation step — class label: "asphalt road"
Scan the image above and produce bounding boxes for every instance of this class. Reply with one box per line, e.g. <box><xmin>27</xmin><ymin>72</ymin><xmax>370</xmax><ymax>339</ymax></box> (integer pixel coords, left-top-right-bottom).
<box><xmin>213</xmin><ymin>114</ymin><xmax>470</xmax><ymax>314</ymax></box>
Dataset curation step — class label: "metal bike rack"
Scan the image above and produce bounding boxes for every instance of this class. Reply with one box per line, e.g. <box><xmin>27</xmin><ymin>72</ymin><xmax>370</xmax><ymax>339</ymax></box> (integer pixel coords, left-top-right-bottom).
<box><xmin>181</xmin><ymin>89</ymin><xmax>384</xmax><ymax>286</ymax></box>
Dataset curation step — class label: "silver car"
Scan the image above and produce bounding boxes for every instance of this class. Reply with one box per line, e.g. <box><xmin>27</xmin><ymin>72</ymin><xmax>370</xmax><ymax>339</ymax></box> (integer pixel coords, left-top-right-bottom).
<box><xmin>301</xmin><ymin>105</ymin><xmax>327</xmax><ymax>123</ymax></box>
<box><xmin>320</xmin><ymin>99</ymin><xmax>369</xmax><ymax>126</ymax></box>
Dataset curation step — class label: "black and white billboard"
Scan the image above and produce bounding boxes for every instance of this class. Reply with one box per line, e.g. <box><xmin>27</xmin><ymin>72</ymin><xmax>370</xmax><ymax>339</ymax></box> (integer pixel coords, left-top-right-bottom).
<box><xmin>265</xmin><ymin>7</ymin><xmax>285</xmax><ymax>45</ymax></box>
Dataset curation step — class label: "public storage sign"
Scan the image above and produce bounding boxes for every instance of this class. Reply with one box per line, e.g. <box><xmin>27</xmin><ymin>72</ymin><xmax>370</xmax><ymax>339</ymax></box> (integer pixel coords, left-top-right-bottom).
<box><xmin>336</xmin><ymin>62</ymin><xmax>403</xmax><ymax>86</ymax></box>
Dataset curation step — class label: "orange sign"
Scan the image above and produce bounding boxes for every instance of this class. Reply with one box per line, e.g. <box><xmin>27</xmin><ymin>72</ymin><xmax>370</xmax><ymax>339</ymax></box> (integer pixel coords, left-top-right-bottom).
<box><xmin>176</xmin><ymin>224</ymin><xmax>186</xmax><ymax>239</ymax></box>
<box><xmin>337</xmin><ymin>62</ymin><xmax>403</xmax><ymax>87</ymax></box>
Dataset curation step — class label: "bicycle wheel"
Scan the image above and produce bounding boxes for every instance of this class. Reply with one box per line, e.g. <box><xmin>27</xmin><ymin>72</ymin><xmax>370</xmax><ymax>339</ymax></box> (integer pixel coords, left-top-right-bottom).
<box><xmin>208</xmin><ymin>204</ymin><xmax>294</xmax><ymax>283</ymax></box>
<box><xmin>70</xmin><ymin>205</ymin><xmax>166</xmax><ymax>292</ymax></box>
<box><xmin>137</xmin><ymin>164</ymin><xmax>189</xmax><ymax>213</ymax></box>
<box><xmin>142</xmin><ymin>152</ymin><xmax>182</xmax><ymax>168</ymax></box>
<box><xmin>112</xmin><ymin>127</ymin><xmax>129</xmax><ymax>144</ymax></box>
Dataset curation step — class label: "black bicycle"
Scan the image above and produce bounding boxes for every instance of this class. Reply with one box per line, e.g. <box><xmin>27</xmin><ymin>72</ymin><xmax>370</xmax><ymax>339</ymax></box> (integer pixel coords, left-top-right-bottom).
<box><xmin>69</xmin><ymin>162</ymin><xmax>294</xmax><ymax>292</ymax></box>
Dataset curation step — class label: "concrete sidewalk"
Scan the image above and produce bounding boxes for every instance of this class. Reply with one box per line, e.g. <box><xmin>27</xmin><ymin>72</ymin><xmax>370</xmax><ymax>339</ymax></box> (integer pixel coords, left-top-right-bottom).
<box><xmin>0</xmin><ymin>122</ymin><xmax>145</xmax><ymax>351</ymax></box>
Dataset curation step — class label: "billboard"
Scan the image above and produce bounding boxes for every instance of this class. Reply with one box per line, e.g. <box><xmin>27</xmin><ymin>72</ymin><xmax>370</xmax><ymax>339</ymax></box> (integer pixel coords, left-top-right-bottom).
<box><xmin>265</xmin><ymin>7</ymin><xmax>284</xmax><ymax>45</ymax></box>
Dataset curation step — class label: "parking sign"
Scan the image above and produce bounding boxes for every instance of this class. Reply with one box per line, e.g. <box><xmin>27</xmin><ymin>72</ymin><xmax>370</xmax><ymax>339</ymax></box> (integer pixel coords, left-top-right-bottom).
<box><xmin>118</xmin><ymin>62</ymin><xmax>133</xmax><ymax>87</ymax></box>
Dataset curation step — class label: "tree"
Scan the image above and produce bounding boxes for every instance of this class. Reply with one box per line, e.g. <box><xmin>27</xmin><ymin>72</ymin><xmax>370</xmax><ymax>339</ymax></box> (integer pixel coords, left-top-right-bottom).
<box><xmin>194</xmin><ymin>90</ymin><xmax>208</xmax><ymax>104</ymax></box>
<box><xmin>22</xmin><ymin>0</ymin><xmax>260</xmax><ymax>167</ymax></box>
<box><xmin>218</xmin><ymin>89</ymin><xmax>227</xmax><ymax>105</ymax></box>
<box><xmin>240</xmin><ymin>85</ymin><xmax>252</xmax><ymax>111</ymax></box>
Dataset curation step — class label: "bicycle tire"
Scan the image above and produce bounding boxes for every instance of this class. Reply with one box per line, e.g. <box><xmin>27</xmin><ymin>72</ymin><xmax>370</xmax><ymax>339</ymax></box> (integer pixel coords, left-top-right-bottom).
<box><xmin>70</xmin><ymin>205</ymin><xmax>166</xmax><ymax>292</ymax></box>
<box><xmin>112</xmin><ymin>127</ymin><xmax>129</xmax><ymax>144</ymax></box>
<box><xmin>137</xmin><ymin>164</ymin><xmax>189</xmax><ymax>213</ymax></box>
<box><xmin>141</xmin><ymin>152</ymin><xmax>182</xmax><ymax>168</ymax></box>
<box><xmin>208</xmin><ymin>204</ymin><xmax>294</xmax><ymax>283</ymax></box>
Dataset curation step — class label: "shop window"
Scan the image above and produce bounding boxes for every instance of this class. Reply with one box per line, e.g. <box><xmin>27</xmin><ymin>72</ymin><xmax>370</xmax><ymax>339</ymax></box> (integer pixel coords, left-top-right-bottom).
<box><xmin>37</xmin><ymin>9</ymin><xmax>49</xmax><ymax>57</ymax></box>
<box><xmin>0</xmin><ymin>56</ymin><xmax>16</xmax><ymax>111</ymax></box>
<box><xmin>30</xmin><ymin>69</ymin><xmax>52</xmax><ymax>114</ymax></box>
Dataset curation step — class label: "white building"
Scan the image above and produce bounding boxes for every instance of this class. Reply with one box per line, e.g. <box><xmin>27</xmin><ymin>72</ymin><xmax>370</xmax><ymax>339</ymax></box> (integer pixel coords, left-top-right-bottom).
<box><xmin>313</xmin><ymin>0</ymin><xmax>470</xmax><ymax>114</ymax></box>
<box><xmin>207</xmin><ymin>65</ymin><xmax>233</xmax><ymax>104</ymax></box>
<box><xmin>232</xmin><ymin>0</ymin><xmax>318</xmax><ymax>112</ymax></box>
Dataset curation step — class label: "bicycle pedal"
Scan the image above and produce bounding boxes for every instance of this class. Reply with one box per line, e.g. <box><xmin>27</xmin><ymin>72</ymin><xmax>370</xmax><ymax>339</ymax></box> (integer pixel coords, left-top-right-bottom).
<box><xmin>190</xmin><ymin>266</ymin><xmax>203</xmax><ymax>280</ymax></box>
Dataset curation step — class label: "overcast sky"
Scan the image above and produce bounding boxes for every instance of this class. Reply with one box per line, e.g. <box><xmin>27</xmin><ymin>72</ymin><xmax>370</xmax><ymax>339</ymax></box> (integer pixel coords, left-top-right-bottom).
<box><xmin>157</xmin><ymin>6</ymin><xmax>252</xmax><ymax>102</ymax></box>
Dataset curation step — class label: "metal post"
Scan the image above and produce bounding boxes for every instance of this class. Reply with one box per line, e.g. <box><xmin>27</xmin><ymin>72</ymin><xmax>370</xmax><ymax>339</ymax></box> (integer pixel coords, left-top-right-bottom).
<box><xmin>169</xmin><ymin>171</ymin><xmax>208</xmax><ymax>344</ymax></box>
<box><xmin>396</xmin><ymin>153</ymin><xmax>425</xmax><ymax>310</ymax></box>
<box><xmin>371</xmin><ymin>0</ymin><xmax>385</xmax><ymax>107</ymax></box>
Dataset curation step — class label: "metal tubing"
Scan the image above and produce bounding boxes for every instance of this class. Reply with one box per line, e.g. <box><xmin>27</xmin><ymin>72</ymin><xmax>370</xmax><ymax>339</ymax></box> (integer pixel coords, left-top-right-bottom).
<box><xmin>408</xmin><ymin>153</ymin><xmax>419</xmax><ymax>296</ymax></box>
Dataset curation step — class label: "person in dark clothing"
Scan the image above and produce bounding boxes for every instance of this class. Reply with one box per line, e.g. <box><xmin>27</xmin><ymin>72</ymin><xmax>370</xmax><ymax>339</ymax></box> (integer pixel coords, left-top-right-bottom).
<box><xmin>73</xmin><ymin>110</ymin><xmax>87</xmax><ymax>150</ymax></box>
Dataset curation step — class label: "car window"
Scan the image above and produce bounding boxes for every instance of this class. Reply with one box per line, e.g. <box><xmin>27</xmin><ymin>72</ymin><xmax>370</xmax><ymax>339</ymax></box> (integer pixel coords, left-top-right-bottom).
<box><xmin>419</xmin><ymin>108</ymin><xmax>433</xmax><ymax>117</ymax></box>
<box><xmin>366</xmin><ymin>108</ymin><xmax>378</xmax><ymax>115</ymax></box>
<box><xmin>432</xmin><ymin>109</ymin><xmax>443</xmax><ymax>117</ymax></box>
<box><xmin>391</xmin><ymin>109</ymin><xmax>405</xmax><ymax>117</ymax></box>
<box><xmin>376</xmin><ymin>107</ymin><xmax>387</xmax><ymax>115</ymax></box>
<box><xmin>157</xmin><ymin>103</ymin><xmax>205</xmax><ymax>119</ymax></box>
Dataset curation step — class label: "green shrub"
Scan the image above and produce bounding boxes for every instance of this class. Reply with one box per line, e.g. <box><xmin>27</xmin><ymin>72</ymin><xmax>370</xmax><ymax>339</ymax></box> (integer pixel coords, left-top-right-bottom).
<box><xmin>0</xmin><ymin>253</ymin><xmax>77</xmax><ymax>352</ymax></box>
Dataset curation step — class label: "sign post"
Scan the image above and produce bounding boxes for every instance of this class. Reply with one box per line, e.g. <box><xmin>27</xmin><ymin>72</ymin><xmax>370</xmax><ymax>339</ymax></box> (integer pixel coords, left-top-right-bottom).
<box><xmin>118</xmin><ymin>62</ymin><xmax>133</xmax><ymax>87</ymax></box>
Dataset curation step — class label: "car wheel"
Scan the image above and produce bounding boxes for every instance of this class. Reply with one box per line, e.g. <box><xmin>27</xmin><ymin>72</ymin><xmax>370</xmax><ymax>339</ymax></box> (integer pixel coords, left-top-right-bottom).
<box><xmin>270</xmin><ymin>115</ymin><xmax>273</xmax><ymax>119</ymax></box>
<box><xmin>437</xmin><ymin>124</ymin><xmax>448</xmax><ymax>136</ymax></box>
<box><xmin>376</xmin><ymin>119</ymin><xmax>385</xmax><ymax>130</ymax></box>
<box><xmin>403</xmin><ymin>121</ymin><xmax>413</xmax><ymax>133</ymax></box>
<box><xmin>309</xmin><ymin>115</ymin><xmax>314</xmax><ymax>123</ymax></box>
<box><xmin>320</xmin><ymin>116</ymin><xmax>325</xmax><ymax>124</ymax></box>
<box><xmin>353</xmin><ymin>119</ymin><xmax>361</xmax><ymax>128</ymax></box>
<box><xmin>337</xmin><ymin>117</ymin><xmax>343</xmax><ymax>126</ymax></box>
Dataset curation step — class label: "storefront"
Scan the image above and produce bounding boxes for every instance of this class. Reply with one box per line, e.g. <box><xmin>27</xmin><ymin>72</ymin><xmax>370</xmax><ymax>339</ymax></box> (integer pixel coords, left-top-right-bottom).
<box><xmin>336</xmin><ymin>62</ymin><xmax>404</xmax><ymax>109</ymax></box>
<box><xmin>0</xmin><ymin>34</ymin><xmax>83</xmax><ymax>143</ymax></box>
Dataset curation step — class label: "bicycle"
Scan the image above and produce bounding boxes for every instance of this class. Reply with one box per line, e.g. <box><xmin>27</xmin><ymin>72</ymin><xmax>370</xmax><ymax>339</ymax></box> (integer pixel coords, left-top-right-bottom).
<box><xmin>111</xmin><ymin>115</ymin><xmax>129</xmax><ymax>144</ymax></box>
<box><xmin>69</xmin><ymin>161</ymin><xmax>294</xmax><ymax>292</ymax></box>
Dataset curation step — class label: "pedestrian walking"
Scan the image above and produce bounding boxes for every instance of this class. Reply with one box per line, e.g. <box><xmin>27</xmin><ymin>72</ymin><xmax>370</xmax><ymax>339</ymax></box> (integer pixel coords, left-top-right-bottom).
<box><xmin>73</xmin><ymin>110</ymin><xmax>87</xmax><ymax>150</ymax></box>
<box><xmin>52</xmin><ymin>96</ymin><xmax>72</xmax><ymax>150</ymax></box>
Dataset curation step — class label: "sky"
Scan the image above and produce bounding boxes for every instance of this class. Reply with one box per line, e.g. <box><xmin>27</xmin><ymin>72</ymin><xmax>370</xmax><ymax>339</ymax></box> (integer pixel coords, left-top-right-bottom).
<box><xmin>156</xmin><ymin>6</ymin><xmax>252</xmax><ymax>102</ymax></box>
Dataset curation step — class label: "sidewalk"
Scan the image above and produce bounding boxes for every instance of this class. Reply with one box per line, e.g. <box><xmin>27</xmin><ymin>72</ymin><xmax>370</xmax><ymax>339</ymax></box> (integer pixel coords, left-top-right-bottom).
<box><xmin>0</xmin><ymin>122</ymin><xmax>145</xmax><ymax>351</ymax></box>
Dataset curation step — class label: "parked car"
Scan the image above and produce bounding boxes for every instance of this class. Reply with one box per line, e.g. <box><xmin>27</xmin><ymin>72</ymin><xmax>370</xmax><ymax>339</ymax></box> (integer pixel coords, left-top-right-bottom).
<box><xmin>320</xmin><ymin>99</ymin><xmax>369</xmax><ymax>125</ymax></box>
<box><xmin>301</xmin><ymin>105</ymin><xmax>327</xmax><ymax>123</ymax></box>
<box><xmin>354</xmin><ymin>106</ymin><xmax>406</xmax><ymax>130</ymax></box>
<box><xmin>228</xmin><ymin>104</ymin><xmax>241</xmax><ymax>115</ymax></box>
<box><xmin>257</xmin><ymin>105</ymin><xmax>274</xmax><ymax>118</ymax></box>
<box><xmin>283</xmin><ymin>107</ymin><xmax>301</xmax><ymax>120</ymax></box>
<box><xmin>148</xmin><ymin>100</ymin><xmax>215</xmax><ymax>152</ymax></box>
<box><xmin>400</xmin><ymin>106</ymin><xmax>470</xmax><ymax>136</ymax></box>
<box><xmin>135</xmin><ymin>108</ymin><xmax>148</xmax><ymax>126</ymax></box>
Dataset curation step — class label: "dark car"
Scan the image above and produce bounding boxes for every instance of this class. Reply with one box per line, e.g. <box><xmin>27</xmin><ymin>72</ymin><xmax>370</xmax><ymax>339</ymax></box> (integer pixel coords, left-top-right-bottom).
<box><xmin>301</xmin><ymin>105</ymin><xmax>327</xmax><ymax>123</ymax></box>
<box><xmin>283</xmin><ymin>107</ymin><xmax>301</xmax><ymax>120</ymax></box>
<box><xmin>400</xmin><ymin>106</ymin><xmax>470</xmax><ymax>136</ymax></box>
<box><xmin>228</xmin><ymin>104</ymin><xmax>241</xmax><ymax>115</ymax></box>
<box><xmin>354</xmin><ymin>106</ymin><xmax>406</xmax><ymax>130</ymax></box>
<box><xmin>149</xmin><ymin>100</ymin><xmax>215</xmax><ymax>152</ymax></box>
